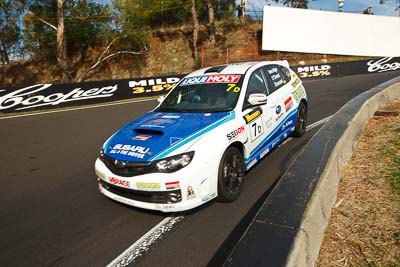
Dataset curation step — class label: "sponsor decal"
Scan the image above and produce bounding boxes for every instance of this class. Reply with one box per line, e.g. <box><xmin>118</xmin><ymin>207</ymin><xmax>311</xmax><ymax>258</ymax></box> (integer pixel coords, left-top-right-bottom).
<box><xmin>265</xmin><ymin>117</ymin><xmax>273</xmax><ymax>129</ymax></box>
<box><xmin>162</xmin><ymin>115</ymin><xmax>180</xmax><ymax>119</ymax></box>
<box><xmin>170</xmin><ymin>137</ymin><xmax>183</xmax><ymax>145</ymax></box>
<box><xmin>243</xmin><ymin>107</ymin><xmax>262</xmax><ymax>124</ymax></box>
<box><xmin>136</xmin><ymin>182</ymin><xmax>161</xmax><ymax>189</ymax></box>
<box><xmin>367</xmin><ymin>57</ymin><xmax>400</xmax><ymax>73</ymax></box>
<box><xmin>291</xmin><ymin>78</ymin><xmax>301</xmax><ymax>88</ymax></box>
<box><xmin>140</xmin><ymin>123</ymin><xmax>166</xmax><ymax>128</ymax></box>
<box><xmin>292</xmin><ymin>85</ymin><xmax>305</xmax><ymax>102</ymax></box>
<box><xmin>187</xmin><ymin>186</ymin><xmax>196</xmax><ymax>200</ymax></box>
<box><xmin>110</xmin><ymin>144</ymin><xmax>151</xmax><ymax>159</ymax></box>
<box><xmin>129</xmin><ymin>77</ymin><xmax>180</xmax><ymax>94</ymax></box>
<box><xmin>202</xmin><ymin>192</ymin><xmax>216</xmax><ymax>202</ymax></box>
<box><xmin>275</xmin><ymin>105</ymin><xmax>282</xmax><ymax>115</ymax></box>
<box><xmin>267</xmin><ymin>67</ymin><xmax>285</xmax><ymax>87</ymax></box>
<box><xmin>284</xmin><ymin>96</ymin><xmax>294</xmax><ymax>112</ymax></box>
<box><xmin>276</xmin><ymin>113</ymin><xmax>284</xmax><ymax>121</ymax></box>
<box><xmin>160</xmin><ymin>204</ymin><xmax>175</xmax><ymax>210</ymax></box>
<box><xmin>227</xmin><ymin>125</ymin><xmax>245</xmax><ymax>141</ymax></box>
<box><xmin>180</xmin><ymin>75</ymin><xmax>241</xmax><ymax>86</ymax></box>
<box><xmin>297</xmin><ymin>65</ymin><xmax>331</xmax><ymax>78</ymax></box>
<box><xmin>267</xmin><ymin>67</ymin><xmax>278</xmax><ymax>74</ymax></box>
<box><xmin>271</xmin><ymin>138</ymin><xmax>280</xmax><ymax>148</ymax></box>
<box><xmin>281</xmin><ymin>120</ymin><xmax>293</xmax><ymax>131</ymax></box>
<box><xmin>166</xmin><ymin>181</ymin><xmax>180</xmax><ymax>190</ymax></box>
<box><xmin>109</xmin><ymin>177</ymin><xmax>130</xmax><ymax>187</ymax></box>
<box><xmin>260</xmin><ymin>147</ymin><xmax>270</xmax><ymax>158</ymax></box>
<box><xmin>0</xmin><ymin>84</ymin><xmax>118</xmax><ymax>111</ymax></box>
<box><xmin>226</xmin><ymin>83</ymin><xmax>241</xmax><ymax>93</ymax></box>
<box><xmin>95</xmin><ymin>169</ymin><xmax>106</xmax><ymax>180</ymax></box>
<box><xmin>133</xmin><ymin>135</ymin><xmax>152</xmax><ymax>141</ymax></box>
<box><xmin>247</xmin><ymin>159</ymin><xmax>257</xmax><ymax>170</ymax></box>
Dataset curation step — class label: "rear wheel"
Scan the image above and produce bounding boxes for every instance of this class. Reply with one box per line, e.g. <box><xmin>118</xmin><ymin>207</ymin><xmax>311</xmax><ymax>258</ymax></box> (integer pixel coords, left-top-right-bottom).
<box><xmin>291</xmin><ymin>102</ymin><xmax>307</xmax><ymax>137</ymax></box>
<box><xmin>217</xmin><ymin>147</ymin><xmax>245</xmax><ymax>202</ymax></box>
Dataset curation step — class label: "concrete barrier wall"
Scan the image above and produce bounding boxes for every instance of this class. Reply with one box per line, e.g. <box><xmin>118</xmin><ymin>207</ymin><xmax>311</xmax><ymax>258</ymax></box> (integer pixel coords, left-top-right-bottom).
<box><xmin>287</xmin><ymin>80</ymin><xmax>400</xmax><ymax>266</ymax></box>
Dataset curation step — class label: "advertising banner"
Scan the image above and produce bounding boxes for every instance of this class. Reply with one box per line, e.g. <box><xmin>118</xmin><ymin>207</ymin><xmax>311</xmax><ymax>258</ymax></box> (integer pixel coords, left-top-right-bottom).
<box><xmin>1</xmin><ymin>57</ymin><xmax>399</xmax><ymax>114</ymax></box>
<box><xmin>0</xmin><ymin>75</ymin><xmax>184</xmax><ymax>114</ymax></box>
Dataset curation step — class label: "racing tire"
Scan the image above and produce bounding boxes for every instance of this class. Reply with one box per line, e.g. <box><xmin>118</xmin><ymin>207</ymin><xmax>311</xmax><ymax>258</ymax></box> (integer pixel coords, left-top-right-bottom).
<box><xmin>291</xmin><ymin>102</ymin><xmax>307</xmax><ymax>137</ymax></box>
<box><xmin>217</xmin><ymin>147</ymin><xmax>245</xmax><ymax>202</ymax></box>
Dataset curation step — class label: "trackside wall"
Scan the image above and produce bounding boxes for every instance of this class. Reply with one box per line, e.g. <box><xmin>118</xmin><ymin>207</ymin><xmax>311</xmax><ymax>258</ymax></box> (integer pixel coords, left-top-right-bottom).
<box><xmin>224</xmin><ymin>76</ymin><xmax>400</xmax><ymax>266</ymax></box>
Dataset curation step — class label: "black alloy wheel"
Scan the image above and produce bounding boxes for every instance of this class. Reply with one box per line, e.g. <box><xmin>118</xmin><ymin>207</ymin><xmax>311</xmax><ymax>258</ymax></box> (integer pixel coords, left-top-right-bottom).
<box><xmin>291</xmin><ymin>102</ymin><xmax>307</xmax><ymax>137</ymax></box>
<box><xmin>217</xmin><ymin>147</ymin><xmax>245</xmax><ymax>202</ymax></box>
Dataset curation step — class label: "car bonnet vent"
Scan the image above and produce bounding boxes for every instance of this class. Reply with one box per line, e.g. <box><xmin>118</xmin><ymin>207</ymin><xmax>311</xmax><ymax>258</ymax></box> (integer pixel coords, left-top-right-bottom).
<box><xmin>204</xmin><ymin>65</ymin><xmax>227</xmax><ymax>73</ymax></box>
<box><xmin>134</xmin><ymin>129</ymin><xmax>164</xmax><ymax>136</ymax></box>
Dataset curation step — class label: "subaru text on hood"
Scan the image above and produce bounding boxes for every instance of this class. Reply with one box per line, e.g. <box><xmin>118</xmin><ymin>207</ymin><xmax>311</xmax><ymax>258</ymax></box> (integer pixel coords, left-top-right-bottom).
<box><xmin>95</xmin><ymin>61</ymin><xmax>308</xmax><ymax>212</ymax></box>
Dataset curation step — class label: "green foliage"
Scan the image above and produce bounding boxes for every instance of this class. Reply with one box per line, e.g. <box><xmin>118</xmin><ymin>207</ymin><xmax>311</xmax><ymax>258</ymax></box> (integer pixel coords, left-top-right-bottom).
<box><xmin>23</xmin><ymin>0</ymin><xmax>57</xmax><ymax>61</ymax></box>
<box><xmin>0</xmin><ymin>0</ymin><xmax>25</xmax><ymax>64</ymax></box>
<box><xmin>66</xmin><ymin>0</ymin><xmax>113</xmax><ymax>53</ymax></box>
<box><xmin>271</xmin><ymin>0</ymin><xmax>308</xmax><ymax>8</ymax></box>
<box><xmin>23</xmin><ymin>0</ymin><xmax>113</xmax><ymax>60</ymax></box>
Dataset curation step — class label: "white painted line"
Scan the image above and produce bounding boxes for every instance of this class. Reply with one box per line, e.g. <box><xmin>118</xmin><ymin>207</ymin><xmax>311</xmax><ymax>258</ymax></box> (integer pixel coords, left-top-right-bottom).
<box><xmin>0</xmin><ymin>97</ymin><xmax>158</xmax><ymax>120</ymax></box>
<box><xmin>107</xmin><ymin>215</ymin><xmax>185</xmax><ymax>267</ymax></box>
<box><xmin>307</xmin><ymin>115</ymin><xmax>334</xmax><ymax>130</ymax></box>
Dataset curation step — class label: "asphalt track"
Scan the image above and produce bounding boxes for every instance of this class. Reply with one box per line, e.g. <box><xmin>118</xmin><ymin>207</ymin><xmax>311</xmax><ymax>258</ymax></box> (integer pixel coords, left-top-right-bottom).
<box><xmin>1</xmin><ymin>71</ymin><xmax>399</xmax><ymax>267</ymax></box>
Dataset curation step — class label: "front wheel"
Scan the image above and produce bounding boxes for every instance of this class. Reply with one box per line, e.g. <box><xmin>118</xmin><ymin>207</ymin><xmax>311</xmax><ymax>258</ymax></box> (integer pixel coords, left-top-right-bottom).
<box><xmin>217</xmin><ymin>147</ymin><xmax>245</xmax><ymax>202</ymax></box>
<box><xmin>291</xmin><ymin>102</ymin><xmax>307</xmax><ymax>137</ymax></box>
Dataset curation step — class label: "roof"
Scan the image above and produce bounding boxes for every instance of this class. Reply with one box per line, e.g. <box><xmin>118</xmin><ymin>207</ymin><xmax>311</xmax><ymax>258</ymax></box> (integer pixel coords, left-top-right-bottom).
<box><xmin>186</xmin><ymin>61</ymin><xmax>290</xmax><ymax>77</ymax></box>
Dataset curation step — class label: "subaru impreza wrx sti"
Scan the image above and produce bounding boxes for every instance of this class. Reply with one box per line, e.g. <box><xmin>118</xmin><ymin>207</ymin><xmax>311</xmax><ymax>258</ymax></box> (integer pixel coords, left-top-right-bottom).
<box><xmin>95</xmin><ymin>61</ymin><xmax>308</xmax><ymax>212</ymax></box>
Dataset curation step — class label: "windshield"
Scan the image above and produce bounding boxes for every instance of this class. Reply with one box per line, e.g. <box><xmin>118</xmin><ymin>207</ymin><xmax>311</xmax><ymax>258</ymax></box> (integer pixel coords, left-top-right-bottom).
<box><xmin>156</xmin><ymin>74</ymin><xmax>244</xmax><ymax>112</ymax></box>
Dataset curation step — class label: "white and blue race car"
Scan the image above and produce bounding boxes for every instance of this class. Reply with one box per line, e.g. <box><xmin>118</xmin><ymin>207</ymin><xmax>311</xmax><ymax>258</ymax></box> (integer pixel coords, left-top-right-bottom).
<box><xmin>95</xmin><ymin>61</ymin><xmax>308</xmax><ymax>212</ymax></box>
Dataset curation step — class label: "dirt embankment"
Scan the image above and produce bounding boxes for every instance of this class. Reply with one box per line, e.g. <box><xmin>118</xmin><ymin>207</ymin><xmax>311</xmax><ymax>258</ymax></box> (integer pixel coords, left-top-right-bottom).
<box><xmin>316</xmin><ymin>102</ymin><xmax>400</xmax><ymax>267</ymax></box>
<box><xmin>0</xmin><ymin>20</ymin><xmax>364</xmax><ymax>87</ymax></box>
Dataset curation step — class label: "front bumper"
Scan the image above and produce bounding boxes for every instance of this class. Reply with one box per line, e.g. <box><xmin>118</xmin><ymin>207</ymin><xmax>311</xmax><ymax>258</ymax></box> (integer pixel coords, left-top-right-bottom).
<box><xmin>94</xmin><ymin>158</ymin><xmax>216</xmax><ymax>212</ymax></box>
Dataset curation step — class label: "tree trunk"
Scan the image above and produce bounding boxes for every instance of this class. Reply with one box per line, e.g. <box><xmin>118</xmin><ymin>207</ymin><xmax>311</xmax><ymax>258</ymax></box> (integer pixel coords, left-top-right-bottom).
<box><xmin>207</xmin><ymin>0</ymin><xmax>216</xmax><ymax>47</ymax></box>
<box><xmin>228</xmin><ymin>0</ymin><xmax>235</xmax><ymax>14</ymax></box>
<box><xmin>191</xmin><ymin>0</ymin><xmax>199</xmax><ymax>59</ymax></box>
<box><xmin>0</xmin><ymin>41</ymin><xmax>10</xmax><ymax>64</ymax></box>
<box><xmin>57</xmin><ymin>0</ymin><xmax>69</xmax><ymax>82</ymax></box>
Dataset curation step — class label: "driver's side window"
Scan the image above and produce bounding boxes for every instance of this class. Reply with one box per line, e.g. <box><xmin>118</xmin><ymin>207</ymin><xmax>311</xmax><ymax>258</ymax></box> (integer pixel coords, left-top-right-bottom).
<box><xmin>243</xmin><ymin>69</ymin><xmax>269</xmax><ymax>110</ymax></box>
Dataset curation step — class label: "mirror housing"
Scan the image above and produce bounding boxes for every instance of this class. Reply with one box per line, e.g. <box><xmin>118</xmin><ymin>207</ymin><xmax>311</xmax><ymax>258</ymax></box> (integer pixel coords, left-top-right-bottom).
<box><xmin>157</xmin><ymin>96</ymin><xmax>165</xmax><ymax>103</ymax></box>
<box><xmin>248</xmin><ymin>93</ymin><xmax>268</xmax><ymax>106</ymax></box>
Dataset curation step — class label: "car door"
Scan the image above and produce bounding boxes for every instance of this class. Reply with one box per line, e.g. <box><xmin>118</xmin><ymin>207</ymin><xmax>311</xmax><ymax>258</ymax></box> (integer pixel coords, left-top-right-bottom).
<box><xmin>241</xmin><ymin>68</ymin><xmax>276</xmax><ymax>169</ymax></box>
<box><xmin>261</xmin><ymin>64</ymin><xmax>295</xmax><ymax>146</ymax></box>
<box><xmin>261</xmin><ymin>64</ymin><xmax>292</xmax><ymax>124</ymax></box>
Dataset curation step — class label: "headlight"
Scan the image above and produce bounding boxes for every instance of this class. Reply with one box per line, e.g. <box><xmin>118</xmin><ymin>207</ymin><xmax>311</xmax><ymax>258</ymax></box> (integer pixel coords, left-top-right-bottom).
<box><xmin>155</xmin><ymin>151</ymin><xmax>195</xmax><ymax>173</ymax></box>
<box><xmin>99</xmin><ymin>147</ymin><xmax>105</xmax><ymax>158</ymax></box>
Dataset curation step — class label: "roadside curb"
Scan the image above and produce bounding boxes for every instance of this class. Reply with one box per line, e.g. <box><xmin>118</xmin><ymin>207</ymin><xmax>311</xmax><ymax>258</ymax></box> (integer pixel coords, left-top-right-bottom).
<box><xmin>224</xmin><ymin>75</ymin><xmax>400</xmax><ymax>267</ymax></box>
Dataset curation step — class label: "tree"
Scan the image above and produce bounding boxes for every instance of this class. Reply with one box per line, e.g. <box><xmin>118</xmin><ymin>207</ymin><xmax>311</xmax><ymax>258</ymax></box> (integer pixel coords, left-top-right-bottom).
<box><xmin>272</xmin><ymin>0</ymin><xmax>308</xmax><ymax>8</ymax></box>
<box><xmin>0</xmin><ymin>1</ymin><xmax>24</xmax><ymax>64</ymax></box>
<box><xmin>57</xmin><ymin>0</ymin><xmax>69</xmax><ymax>82</ymax></box>
<box><xmin>207</xmin><ymin>0</ymin><xmax>216</xmax><ymax>46</ymax></box>
<box><xmin>191</xmin><ymin>0</ymin><xmax>200</xmax><ymax>59</ymax></box>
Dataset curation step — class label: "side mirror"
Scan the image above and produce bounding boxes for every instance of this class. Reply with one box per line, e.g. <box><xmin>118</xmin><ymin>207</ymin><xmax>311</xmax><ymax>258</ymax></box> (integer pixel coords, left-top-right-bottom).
<box><xmin>157</xmin><ymin>96</ymin><xmax>165</xmax><ymax>103</ymax></box>
<box><xmin>248</xmin><ymin>93</ymin><xmax>268</xmax><ymax>106</ymax></box>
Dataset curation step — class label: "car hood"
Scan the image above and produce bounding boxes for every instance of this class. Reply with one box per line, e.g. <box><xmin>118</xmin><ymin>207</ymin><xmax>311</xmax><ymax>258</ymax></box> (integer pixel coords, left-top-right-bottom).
<box><xmin>103</xmin><ymin>111</ymin><xmax>233</xmax><ymax>162</ymax></box>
